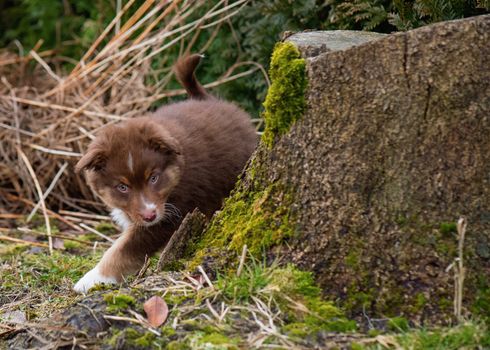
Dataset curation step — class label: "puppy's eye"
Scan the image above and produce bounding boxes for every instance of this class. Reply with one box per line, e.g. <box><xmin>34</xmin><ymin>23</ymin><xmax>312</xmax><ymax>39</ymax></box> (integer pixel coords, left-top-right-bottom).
<box><xmin>117</xmin><ymin>183</ymin><xmax>129</xmax><ymax>193</ymax></box>
<box><xmin>149</xmin><ymin>174</ymin><xmax>159</xmax><ymax>184</ymax></box>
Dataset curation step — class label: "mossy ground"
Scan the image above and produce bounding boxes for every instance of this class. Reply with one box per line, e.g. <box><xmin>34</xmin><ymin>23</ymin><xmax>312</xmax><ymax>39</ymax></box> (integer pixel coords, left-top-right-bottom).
<box><xmin>2</xmin><ymin>226</ymin><xmax>490</xmax><ymax>349</ymax></box>
<box><xmin>354</xmin><ymin>321</ymin><xmax>490</xmax><ymax>349</ymax></box>
<box><xmin>0</xmin><ymin>219</ymin><xmax>108</xmax><ymax>321</ymax></box>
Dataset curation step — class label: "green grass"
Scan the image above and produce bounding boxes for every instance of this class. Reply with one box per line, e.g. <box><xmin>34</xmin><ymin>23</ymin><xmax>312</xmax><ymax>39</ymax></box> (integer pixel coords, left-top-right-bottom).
<box><xmin>0</xmin><ymin>250</ymin><xmax>100</xmax><ymax>292</ymax></box>
<box><xmin>216</xmin><ymin>259</ymin><xmax>357</xmax><ymax>337</ymax></box>
<box><xmin>397</xmin><ymin>322</ymin><xmax>490</xmax><ymax>350</ymax></box>
<box><xmin>0</xmin><ymin>246</ymin><xmax>102</xmax><ymax>319</ymax></box>
<box><xmin>2</xmin><ymin>241</ymin><xmax>490</xmax><ymax>349</ymax></box>
<box><xmin>215</xmin><ymin>258</ymin><xmax>270</xmax><ymax>302</ymax></box>
<box><xmin>354</xmin><ymin>321</ymin><xmax>490</xmax><ymax>349</ymax></box>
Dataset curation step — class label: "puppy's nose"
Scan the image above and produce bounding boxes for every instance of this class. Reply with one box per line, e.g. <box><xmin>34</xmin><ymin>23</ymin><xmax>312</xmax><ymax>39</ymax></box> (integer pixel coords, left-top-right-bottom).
<box><xmin>141</xmin><ymin>210</ymin><xmax>156</xmax><ymax>222</ymax></box>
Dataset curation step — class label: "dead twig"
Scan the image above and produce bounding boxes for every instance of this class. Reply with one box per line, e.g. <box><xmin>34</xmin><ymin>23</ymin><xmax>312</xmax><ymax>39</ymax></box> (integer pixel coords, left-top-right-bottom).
<box><xmin>17</xmin><ymin>226</ymin><xmax>111</xmax><ymax>247</ymax></box>
<box><xmin>27</xmin><ymin>162</ymin><xmax>68</xmax><ymax>221</ymax></box>
<box><xmin>237</xmin><ymin>244</ymin><xmax>247</xmax><ymax>277</ymax></box>
<box><xmin>197</xmin><ymin>265</ymin><xmax>214</xmax><ymax>290</ymax></box>
<box><xmin>58</xmin><ymin>210</ymin><xmax>111</xmax><ymax>221</ymax></box>
<box><xmin>455</xmin><ymin>217</ymin><xmax>467</xmax><ymax>322</ymax></box>
<box><xmin>17</xmin><ymin>147</ymin><xmax>53</xmax><ymax>254</ymax></box>
<box><xmin>79</xmin><ymin>223</ymin><xmax>115</xmax><ymax>243</ymax></box>
<box><xmin>0</xmin><ymin>235</ymin><xmax>48</xmax><ymax>248</ymax></box>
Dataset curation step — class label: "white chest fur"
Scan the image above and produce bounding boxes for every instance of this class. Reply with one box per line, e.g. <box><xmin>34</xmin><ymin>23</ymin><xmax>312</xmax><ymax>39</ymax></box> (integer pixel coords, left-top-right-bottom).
<box><xmin>110</xmin><ymin>208</ymin><xmax>132</xmax><ymax>231</ymax></box>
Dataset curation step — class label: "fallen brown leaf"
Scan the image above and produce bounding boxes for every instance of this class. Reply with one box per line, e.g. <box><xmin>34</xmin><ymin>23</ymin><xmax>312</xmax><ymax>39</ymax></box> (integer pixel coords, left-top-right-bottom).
<box><xmin>143</xmin><ymin>295</ymin><xmax>168</xmax><ymax>328</ymax></box>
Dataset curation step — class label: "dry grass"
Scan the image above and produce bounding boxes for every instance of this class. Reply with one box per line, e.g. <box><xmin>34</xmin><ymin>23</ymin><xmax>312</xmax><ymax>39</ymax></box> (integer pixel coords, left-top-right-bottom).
<box><xmin>0</xmin><ymin>0</ymin><xmax>265</xmax><ymax>232</ymax></box>
<box><xmin>0</xmin><ymin>2</ymin><xmax>269</xmax><ymax>337</ymax></box>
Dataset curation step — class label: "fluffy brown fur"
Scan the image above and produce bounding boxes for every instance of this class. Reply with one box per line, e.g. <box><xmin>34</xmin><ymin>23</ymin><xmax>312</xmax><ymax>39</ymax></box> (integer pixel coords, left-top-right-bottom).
<box><xmin>73</xmin><ymin>54</ymin><xmax>257</xmax><ymax>292</ymax></box>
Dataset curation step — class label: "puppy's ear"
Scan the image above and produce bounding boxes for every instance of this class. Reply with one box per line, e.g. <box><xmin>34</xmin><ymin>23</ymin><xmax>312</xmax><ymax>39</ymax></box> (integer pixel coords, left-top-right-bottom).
<box><xmin>147</xmin><ymin>125</ymin><xmax>182</xmax><ymax>157</ymax></box>
<box><xmin>75</xmin><ymin>147</ymin><xmax>107</xmax><ymax>173</ymax></box>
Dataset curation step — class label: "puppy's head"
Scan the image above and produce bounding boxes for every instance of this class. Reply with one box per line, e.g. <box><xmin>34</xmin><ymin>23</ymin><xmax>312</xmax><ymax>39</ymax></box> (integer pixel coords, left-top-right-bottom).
<box><xmin>76</xmin><ymin>118</ymin><xmax>184</xmax><ymax>228</ymax></box>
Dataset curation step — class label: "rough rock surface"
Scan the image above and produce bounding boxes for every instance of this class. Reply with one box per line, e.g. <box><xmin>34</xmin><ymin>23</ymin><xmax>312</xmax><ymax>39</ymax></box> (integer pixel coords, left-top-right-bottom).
<box><xmin>266</xmin><ymin>16</ymin><xmax>490</xmax><ymax>323</ymax></box>
<box><xmin>285</xmin><ymin>30</ymin><xmax>386</xmax><ymax>57</ymax></box>
<box><xmin>157</xmin><ymin>209</ymin><xmax>207</xmax><ymax>271</ymax></box>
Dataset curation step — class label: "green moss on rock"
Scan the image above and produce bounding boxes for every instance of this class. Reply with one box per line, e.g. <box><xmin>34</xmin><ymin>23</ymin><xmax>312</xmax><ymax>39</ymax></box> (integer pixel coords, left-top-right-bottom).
<box><xmin>164</xmin><ymin>292</ymin><xmax>193</xmax><ymax>306</ymax></box>
<box><xmin>128</xmin><ymin>329</ymin><xmax>156</xmax><ymax>347</ymax></box>
<box><xmin>269</xmin><ymin>264</ymin><xmax>322</xmax><ymax>299</ymax></box>
<box><xmin>262</xmin><ymin>41</ymin><xmax>307</xmax><ymax>147</ymax></box>
<box><xmin>199</xmin><ymin>333</ymin><xmax>239</xmax><ymax>348</ymax></box>
<box><xmin>103</xmin><ymin>292</ymin><xmax>136</xmax><ymax>312</ymax></box>
<box><xmin>209</xmin><ymin>185</ymin><xmax>294</xmax><ymax>254</ymax></box>
<box><xmin>161</xmin><ymin>325</ymin><xmax>177</xmax><ymax>337</ymax></box>
<box><xmin>472</xmin><ymin>277</ymin><xmax>490</xmax><ymax>323</ymax></box>
<box><xmin>167</xmin><ymin>341</ymin><xmax>190</xmax><ymax>350</ymax></box>
<box><xmin>107</xmin><ymin>328</ymin><xmax>158</xmax><ymax>348</ymax></box>
<box><xmin>188</xmin><ymin>42</ymin><xmax>307</xmax><ymax>272</ymax></box>
<box><xmin>268</xmin><ymin>265</ymin><xmax>357</xmax><ymax>334</ymax></box>
<box><xmin>191</xmin><ymin>182</ymin><xmax>296</xmax><ymax>268</ymax></box>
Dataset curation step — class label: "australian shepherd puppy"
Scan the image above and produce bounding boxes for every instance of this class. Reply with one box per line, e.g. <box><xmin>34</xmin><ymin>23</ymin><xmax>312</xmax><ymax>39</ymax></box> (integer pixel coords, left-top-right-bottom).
<box><xmin>74</xmin><ymin>54</ymin><xmax>257</xmax><ymax>293</ymax></box>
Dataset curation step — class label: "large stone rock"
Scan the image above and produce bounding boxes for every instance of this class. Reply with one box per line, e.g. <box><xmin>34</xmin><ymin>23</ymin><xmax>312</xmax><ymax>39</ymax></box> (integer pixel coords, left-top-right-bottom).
<box><xmin>285</xmin><ymin>30</ymin><xmax>386</xmax><ymax>57</ymax></box>
<box><xmin>195</xmin><ymin>15</ymin><xmax>490</xmax><ymax>324</ymax></box>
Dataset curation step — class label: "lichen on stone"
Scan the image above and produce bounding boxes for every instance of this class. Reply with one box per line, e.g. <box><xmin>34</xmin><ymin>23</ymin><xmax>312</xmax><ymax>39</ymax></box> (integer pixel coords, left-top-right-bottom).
<box><xmin>262</xmin><ymin>41</ymin><xmax>307</xmax><ymax>147</ymax></box>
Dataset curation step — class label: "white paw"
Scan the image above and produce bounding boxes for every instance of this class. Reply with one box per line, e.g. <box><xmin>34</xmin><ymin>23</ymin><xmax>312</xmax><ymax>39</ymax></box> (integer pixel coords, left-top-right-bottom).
<box><xmin>74</xmin><ymin>266</ymin><xmax>117</xmax><ymax>294</ymax></box>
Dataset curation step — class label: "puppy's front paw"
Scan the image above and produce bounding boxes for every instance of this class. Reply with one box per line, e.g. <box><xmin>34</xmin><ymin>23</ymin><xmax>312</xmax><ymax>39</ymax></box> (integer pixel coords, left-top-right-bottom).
<box><xmin>74</xmin><ymin>266</ymin><xmax>118</xmax><ymax>294</ymax></box>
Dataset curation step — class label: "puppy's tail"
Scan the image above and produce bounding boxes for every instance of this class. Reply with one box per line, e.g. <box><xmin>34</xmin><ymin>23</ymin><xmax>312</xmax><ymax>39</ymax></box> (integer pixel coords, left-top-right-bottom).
<box><xmin>174</xmin><ymin>54</ymin><xmax>210</xmax><ymax>100</ymax></box>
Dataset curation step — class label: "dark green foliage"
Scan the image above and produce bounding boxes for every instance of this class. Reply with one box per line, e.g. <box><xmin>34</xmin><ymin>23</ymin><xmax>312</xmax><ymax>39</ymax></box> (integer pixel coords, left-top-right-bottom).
<box><xmin>207</xmin><ymin>0</ymin><xmax>326</xmax><ymax>115</ymax></box>
<box><xmin>389</xmin><ymin>0</ymin><xmax>489</xmax><ymax>30</ymax></box>
<box><xmin>325</xmin><ymin>0</ymin><xmax>393</xmax><ymax>31</ymax></box>
<box><xmin>146</xmin><ymin>0</ymin><xmax>489</xmax><ymax>117</ymax></box>
<box><xmin>0</xmin><ymin>0</ymin><xmax>117</xmax><ymax>58</ymax></box>
<box><xmin>149</xmin><ymin>0</ymin><xmax>327</xmax><ymax>115</ymax></box>
<box><xmin>325</xmin><ymin>0</ymin><xmax>488</xmax><ymax>32</ymax></box>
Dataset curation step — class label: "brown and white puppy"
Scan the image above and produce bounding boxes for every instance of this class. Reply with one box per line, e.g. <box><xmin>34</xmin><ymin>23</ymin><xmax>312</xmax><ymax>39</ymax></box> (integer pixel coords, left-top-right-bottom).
<box><xmin>73</xmin><ymin>54</ymin><xmax>257</xmax><ymax>293</ymax></box>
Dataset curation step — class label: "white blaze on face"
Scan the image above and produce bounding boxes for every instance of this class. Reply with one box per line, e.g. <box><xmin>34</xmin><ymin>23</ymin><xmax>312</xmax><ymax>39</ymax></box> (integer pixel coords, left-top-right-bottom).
<box><xmin>140</xmin><ymin>194</ymin><xmax>159</xmax><ymax>227</ymax></box>
<box><xmin>141</xmin><ymin>194</ymin><xmax>157</xmax><ymax>211</ymax></box>
<box><xmin>127</xmin><ymin>152</ymin><xmax>133</xmax><ymax>173</ymax></box>
<box><xmin>111</xmin><ymin>208</ymin><xmax>132</xmax><ymax>231</ymax></box>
